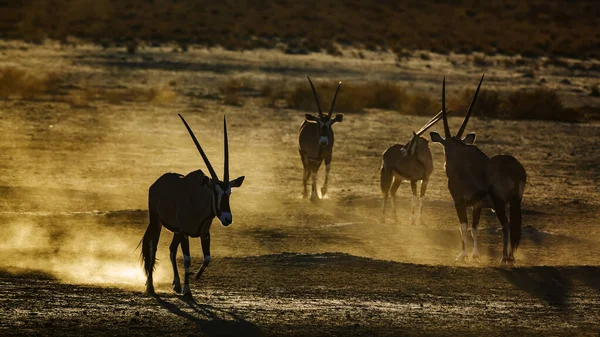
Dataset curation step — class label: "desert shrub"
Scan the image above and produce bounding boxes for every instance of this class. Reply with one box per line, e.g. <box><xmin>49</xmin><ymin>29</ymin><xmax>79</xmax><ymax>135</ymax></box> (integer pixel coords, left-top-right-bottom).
<box><xmin>502</xmin><ymin>89</ymin><xmax>581</xmax><ymax>122</ymax></box>
<box><xmin>70</xmin><ymin>84</ymin><xmax>176</xmax><ymax>105</ymax></box>
<box><xmin>0</xmin><ymin>66</ymin><xmax>61</xmax><ymax>99</ymax></box>
<box><xmin>457</xmin><ymin>88</ymin><xmax>582</xmax><ymax>122</ymax></box>
<box><xmin>218</xmin><ymin>77</ymin><xmax>245</xmax><ymax>106</ymax></box>
<box><xmin>591</xmin><ymin>83</ymin><xmax>600</xmax><ymax>97</ymax></box>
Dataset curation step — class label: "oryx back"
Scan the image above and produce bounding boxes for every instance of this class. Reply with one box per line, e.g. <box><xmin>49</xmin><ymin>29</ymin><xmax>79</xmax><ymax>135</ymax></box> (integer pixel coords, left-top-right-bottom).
<box><xmin>486</xmin><ymin>155</ymin><xmax>527</xmax><ymax>202</ymax></box>
<box><xmin>149</xmin><ymin>169</ymin><xmax>214</xmax><ymax>237</ymax></box>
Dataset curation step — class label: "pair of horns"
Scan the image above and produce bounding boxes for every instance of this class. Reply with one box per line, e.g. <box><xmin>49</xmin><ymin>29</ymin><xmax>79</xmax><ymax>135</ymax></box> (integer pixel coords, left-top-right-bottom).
<box><xmin>307</xmin><ymin>76</ymin><xmax>342</xmax><ymax>116</ymax></box>
<box><xmin>178</xmin><ymin>114</ymin><xmax>229</xmax><ymax>183</ymax></box>
<box><xmin>441</xmin><ymin>74</ymin><xmax>485</xmax><ymax>138</ymax></box>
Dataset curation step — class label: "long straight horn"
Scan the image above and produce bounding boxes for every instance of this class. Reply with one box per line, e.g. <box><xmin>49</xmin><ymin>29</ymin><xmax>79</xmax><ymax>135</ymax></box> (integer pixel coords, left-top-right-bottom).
<box><xmin>307</xmin><ymin>76</ymin><xmax>323</xmax><ymax>116</ymax></box>
<box><xmin>456</xmin><ymin>74</ymin><xmax>485</xmax><ymax>138</ymax></box>
<box><xmin>442</xmin><ymin>77</ymin><xmax>450</xmax><ymax>137</ymax></box>
<box><xmin>416</xmin><ymin>109</ymin><xmax>444</xmax><ymax>136</ymax></box>
<box><xmin>223</xmin><ymin>115</ymin><xmax>229</xmax><ymax>183</ymax></box>
<box><xmin>178</xmin><ymin>114</ymin><xmax>219</xmax><ymax>181</ymax></box>
<box><xmin>328</xmin><ymin>81</ymin><xmax>342</xmax><ymax>115</ymax></box>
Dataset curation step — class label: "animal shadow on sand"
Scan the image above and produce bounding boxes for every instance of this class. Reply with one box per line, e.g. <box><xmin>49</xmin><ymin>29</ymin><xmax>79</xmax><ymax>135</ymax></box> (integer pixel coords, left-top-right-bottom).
<box><xmin>152</xmin><ymin>294</ymin><xmax>263</xmax><ymax>337</ymax></box>
<box><xmin>498</xmin><ymin>267</ymin><xmax>572</xmax><ymax>311</ymax></box>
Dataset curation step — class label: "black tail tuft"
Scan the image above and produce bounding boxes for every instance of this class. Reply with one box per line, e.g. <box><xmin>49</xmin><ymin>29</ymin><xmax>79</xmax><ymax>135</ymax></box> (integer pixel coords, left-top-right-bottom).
<box><xmin>509</xmin><ymin>198</ymin><xmax>522</xmax><ymax>252</ymax></box>
<box><xmin>141</xmin><ymin>212</ymin><xmax>161</xmax><ymax>277</ymax></box>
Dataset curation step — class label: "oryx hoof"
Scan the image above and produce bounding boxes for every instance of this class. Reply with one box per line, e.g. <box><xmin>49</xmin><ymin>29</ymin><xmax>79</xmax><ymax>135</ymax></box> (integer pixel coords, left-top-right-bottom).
<box><xmin>145</xmin><ymin>284</ymin><xmax>155</xmax><ymax>296</ymax></box>
<box><xmin>320</xmin><ymin>186</ymin><xmax>328</xmax><ymax>197</ymax></box>
<box><xmin>181</xmin><ymin>287</ymin><xmax>193</xmax><ymax>300</ymax></box>
<box><xmin>455</xmin><ymin>251</ymin><xmax>469</xmax><ymax>262</ymax></box>
<box><xmin>172</xmin><ymin>281</ymin><xmax>182</xmax><ymax>294</ymax></box>
<box><xmin>500</xmin><ymin>257</ymin><xmax>515</xmax><ymax>266</ymax></box>
<box><xmin>195</xmin><ymin>267</ymin><xmax>206</xmax><ymax>280</ymax></box>
<box><xmin>471</xmin><ymin>252</ymin><xmax>481</xmax><ymax>262</ymax></box>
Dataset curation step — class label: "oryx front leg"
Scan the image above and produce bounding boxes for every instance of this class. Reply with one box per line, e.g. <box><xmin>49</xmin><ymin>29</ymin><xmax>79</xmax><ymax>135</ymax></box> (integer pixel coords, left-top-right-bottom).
<box><xmin>196</xmin><ymin>231</ymin><xmax>211</xmax><ymax>279</ymax></box>
<box><xmin>471</xmin><ymin>204</ymin><xmax>482</xmax><ymax>261</ymax></box>
<box><xmin>310</xmin><ymin>168</ymin><xmax>319</xmax><ymax>201</ymax></box>
<box><xmin>321</xmin><ymin>158</ymin><xmax>332</xmax><ymax>197</ymax></box>
<box><xmin>455</xmin><ymin>204</ymin><xmax>469</xmax><ymax>261</ymax></box>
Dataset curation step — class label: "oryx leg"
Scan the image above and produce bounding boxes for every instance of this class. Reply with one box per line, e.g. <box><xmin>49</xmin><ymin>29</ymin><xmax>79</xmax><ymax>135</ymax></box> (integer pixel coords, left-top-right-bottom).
<box><xmin>418</xmin><ymin>179</ymin><xmax>429</xmax><ymax>225</ymax></box>
<box><xmin>492</xmin><ymin>196</ymin><xmax>512</xmax><ymax>265</ymax></box>
<box><xmin>389</xmin><ymin>177</ymin><xmax>402</xmax><ymax>221</ymax></box>
<box><xmin>169</xmin><ymin>233</ymin><xmax>182</xmax><ymax>294</ymax></box>
<box><xmin>455</xmin><ymin>203</ymin><xmax>469</xmax><ymax>261</ymax></box>
<box><xmin>180</xmin><ymin>234</ymin><xmax>192</xmax><ymax>297</ymax></box>
<box><xmin>471</xmin><ymin>203</ymin><xmax>482</xmax><ymax>261</ymax></box>
<box><xmin>321</xmin><ymin>157</ymin><xmax>332</xmax><ymax>197</ymax></box>
<box><xmin>302</xmin><ymin>168</ymin><xmax>311</xmax><ymax>199</ymax></box>
<box><xmin>380</xmin><ymin>166</ymin><xmax>393</xmax><ymax>216</ymax></box>
<box><xmin>196</xmin><ymin>230</ymin><xmax>211</xmax><ymax>279</ymax></box>
<box><xmin>301</xmin><ymin>152</ymin><xmax>311</xmax><ymax>199</ymax></box>
<box><xmin>143</xmin><ymin>212</ymin><xmax>162</xmax><ymax>295</ymax></box>
<box><xmin>410</xmin><ymin>181</ymin><xmax>418</xmax><ymax>225</ymax></box>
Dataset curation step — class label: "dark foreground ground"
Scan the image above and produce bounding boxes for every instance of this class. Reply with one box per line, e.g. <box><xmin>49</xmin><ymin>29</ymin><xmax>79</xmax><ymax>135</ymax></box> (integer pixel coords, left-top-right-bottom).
<box><xmin>1</xmin><ymin>254</ymin><xmax>600</xmax><ymax>337</ymax></box>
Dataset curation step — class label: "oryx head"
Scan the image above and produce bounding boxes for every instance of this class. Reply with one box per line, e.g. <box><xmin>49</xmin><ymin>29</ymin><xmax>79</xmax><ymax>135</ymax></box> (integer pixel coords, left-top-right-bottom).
<box><xmin>430</xmin><ymin>75</ymin><xmax>484</xmax><ymax>154</ymax></box>
<box><xmin>401</xmin><ymin>109</ymin><xmax>447</xmax><ymax>156</ymax></box>
<box><xmin>179</xmin><ymin>114</ymin><xmax>245</xmax><ymax>227</ymax></box>
<box><xmin>304</xmin><ymin>76</ymin><xmax>344</xmax><ymax>147</ymax></box>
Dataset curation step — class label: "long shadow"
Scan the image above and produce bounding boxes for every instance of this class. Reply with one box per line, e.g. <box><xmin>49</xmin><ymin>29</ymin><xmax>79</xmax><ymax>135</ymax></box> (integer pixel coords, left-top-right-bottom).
<box><xmin>152</xmin><ymin>294</ymin><xmax>263</xmax><ymax>337</ymax></box>
<box><xmin>498</xmin><ymin>267</ymin><xmax>572</xmax><ymax>311</ymax></box>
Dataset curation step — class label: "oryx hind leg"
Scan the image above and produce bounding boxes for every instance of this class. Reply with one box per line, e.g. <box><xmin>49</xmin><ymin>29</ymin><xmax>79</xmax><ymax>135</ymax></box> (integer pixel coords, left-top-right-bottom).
<box><xmin>389</xmin><ymin>177</ymin><xmax>402</xmax><ymax>221</ymax></box>
<box><xmin>418</xmin><ymin>179</ymin><xmax>429</xmax><ymax>225</ymax></box>
<box><xmin>380</xmin><ymin>166</ymin><xmax>393</xmax><ymax>216</ymax></box>
<box><xmin>180</xmin><ymin>234</ymin><xmax>192</xmax><ymax>298</ymax></box>
<box><xmin>169</xmin><ymin>233</ymin><xmax>182</xmax><ymax>294</ymax></box>
<box><xmin>142</xmin><ymin>211</ymin><xmax>162</xmax><ymax>295</ymax></box>
<box><xmin>300</xmin><ymin>152</ymin><xmax>311</xmax><ymax>199</ymax></box>
<box><xmin>492</xmin><ymin>196</ymin><xmax>512</xmax><ymax>266</ymax></box>
<box><xmin>410</xmin><ymin>181</ymin><xmax>418</xmax><ymax>225</ymax></box>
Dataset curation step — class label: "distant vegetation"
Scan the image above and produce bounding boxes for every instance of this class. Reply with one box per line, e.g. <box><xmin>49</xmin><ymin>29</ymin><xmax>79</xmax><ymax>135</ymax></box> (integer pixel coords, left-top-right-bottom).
<box><xmin>1</xmin><ymin>0</ymin><xmax>598</xmax><ymax>59</ymax></box>
<box><xmin>0</xmin><ymin>65</ymin><xmax>589</xmax><ymax>121</ymax></box>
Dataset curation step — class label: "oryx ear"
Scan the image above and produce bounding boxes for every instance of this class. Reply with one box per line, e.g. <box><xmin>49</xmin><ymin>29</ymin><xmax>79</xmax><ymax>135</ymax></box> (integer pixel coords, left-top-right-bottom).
<box><xmin>462</xmin><ymin>132</ymin><xmax>476</xmax><ymax>144</ymax></box>
<box><xmin>430</xmin><ymin>131</ymin><xmax>445</xmax><ymax>144</ymax></box>
<box><xmin>332</xmin><ymin>113</ymin><xmax>344</xmax><ymax>123</ymax></box>
<box><xmin>305</xmin><ymin>114</ymin><xmax>318</xmax><ymax>122</ymax></box>
<box><xmin>200</xmin><ymin>175</ymin><xmax>210</xmax><ymax>186</ymax></box>
<box><xmin>230</xmin><ymin>176</ymin><xmax>245</xmax><ymax>188</ymax></box>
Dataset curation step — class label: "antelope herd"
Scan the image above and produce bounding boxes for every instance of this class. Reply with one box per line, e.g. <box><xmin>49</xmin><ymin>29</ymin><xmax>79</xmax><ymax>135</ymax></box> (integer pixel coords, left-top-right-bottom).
<box><xmin>141</xmin><ymin>74</ymin><xmax>527</xmax><ymax>296</ymax></box>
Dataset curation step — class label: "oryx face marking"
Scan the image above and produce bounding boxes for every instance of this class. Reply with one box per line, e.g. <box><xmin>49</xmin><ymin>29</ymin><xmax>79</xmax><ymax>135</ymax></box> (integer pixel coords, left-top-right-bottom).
<box><xmin>214</xmin><ymin>183</ymin><xmax>233</xmax><ymax>226</ymax></box>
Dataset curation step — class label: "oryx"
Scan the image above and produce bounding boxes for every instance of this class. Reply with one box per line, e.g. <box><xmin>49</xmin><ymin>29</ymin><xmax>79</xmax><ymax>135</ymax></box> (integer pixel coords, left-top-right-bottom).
<box><xmin>380</xmin><ymin>110</ymin><xmax>445</xmax><ymax>224</ymax></box>
<box><xmin>430</xmin><ymin>75</ymin><xmax>527</xmax><ymax>265</ymax></box>
<box><xmin>299</xmin><ymin>76</ymin><xmax>344</xmax><ymax>200</ymax></box>
<box><xmin>140</xmin><ymin>114</ymin><xmax>245</xmax><ymax>297</ymax></box>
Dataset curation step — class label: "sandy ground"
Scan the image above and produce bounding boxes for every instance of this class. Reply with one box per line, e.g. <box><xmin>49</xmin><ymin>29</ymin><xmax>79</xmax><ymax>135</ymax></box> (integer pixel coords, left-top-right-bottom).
<box><xmin>0</xmin><ymin>41</ymin><xmax>599</xmax><ymax>336</ymax></box>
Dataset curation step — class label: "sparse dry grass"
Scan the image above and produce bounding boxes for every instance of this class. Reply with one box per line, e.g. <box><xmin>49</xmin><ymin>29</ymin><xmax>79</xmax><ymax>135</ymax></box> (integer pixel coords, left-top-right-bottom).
<box><xmin>1</xmin><ymin>1</ymin><xmax>598</xmax><ymax>58</ymax></box>
<box><xmin>0</xmin><ymin>66</ymin><xmax>61</xmax><ymax>99</ymax></box>
<box><xmin>69</xmin><ymin>84</ymin><xmax>176</xmax><ymax>106</ymax></box>
<box><xmin>284</xmin><ymin>81</ymin><xmax>436</xmax><ymax>115</ymax></box>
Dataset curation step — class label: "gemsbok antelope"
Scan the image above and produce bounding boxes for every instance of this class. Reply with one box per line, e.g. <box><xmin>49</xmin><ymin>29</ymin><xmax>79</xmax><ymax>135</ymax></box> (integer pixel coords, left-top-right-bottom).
<box><xmin>141</xmin><ymin>114</ymin><xmax>245</xmax><ymax>297</ymax></box>
<box><xmin>380</xmin><ymin>110</ymin><xmax>446</xmax><ymax>224</ymax></box>
<box><xmin>430</xmin><ymin>75</ymin><xmax>527</xmax><ymax>265</ymax></box>
<box><xmin>299</xmin><ymin>76</ymin><xmax>344</xmax><ymax>200</ymax></box>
